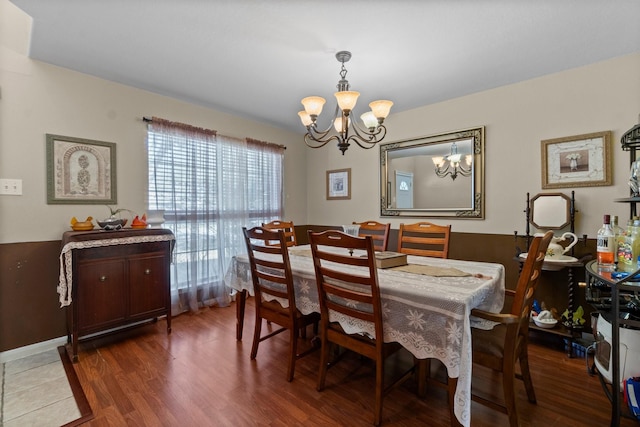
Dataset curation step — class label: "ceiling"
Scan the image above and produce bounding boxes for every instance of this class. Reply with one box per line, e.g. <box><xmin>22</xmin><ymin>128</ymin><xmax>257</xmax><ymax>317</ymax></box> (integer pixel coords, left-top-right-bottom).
<box><xmin>10</xmin><ymin>0</ymin><xmax>640</xmax><ymax>133</ymax></box>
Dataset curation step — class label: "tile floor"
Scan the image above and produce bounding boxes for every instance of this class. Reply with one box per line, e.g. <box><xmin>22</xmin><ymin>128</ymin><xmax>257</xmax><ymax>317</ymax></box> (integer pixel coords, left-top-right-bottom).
<box><xmin>1</xmin><ymin>349</ymin><xmax>80</xmax><ymax>426</ymax></box>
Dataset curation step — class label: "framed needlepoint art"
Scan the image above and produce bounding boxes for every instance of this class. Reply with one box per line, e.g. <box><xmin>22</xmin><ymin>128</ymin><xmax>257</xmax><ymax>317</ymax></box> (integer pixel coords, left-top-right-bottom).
<box><xmin>46</xmin><ymin>134</ymin><xmax>117</xmax><ymax>204</ymax></box>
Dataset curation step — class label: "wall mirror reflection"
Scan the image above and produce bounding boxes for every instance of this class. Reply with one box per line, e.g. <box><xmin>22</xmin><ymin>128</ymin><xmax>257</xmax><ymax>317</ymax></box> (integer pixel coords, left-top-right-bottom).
<box><xmin>529</xmin><ymin>192</ymin><xmax>572</xmax><ymax>230</ymax></box>
<box><xmin>380</xmin><ymin>127</ymin><xmax>485</xmax><ymax>218</ymax></box>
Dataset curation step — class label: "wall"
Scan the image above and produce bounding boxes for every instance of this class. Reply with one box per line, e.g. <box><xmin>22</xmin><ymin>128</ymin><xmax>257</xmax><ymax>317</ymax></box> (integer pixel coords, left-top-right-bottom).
<box><xmin>0</xmin><ymin>0</ymin><xmax>307</xmax><ymax>245</ymax></box>
<box><xmin>306</xmin><ymin>53</ymin><xmax>640</xmax><ymax>238</ymax></box>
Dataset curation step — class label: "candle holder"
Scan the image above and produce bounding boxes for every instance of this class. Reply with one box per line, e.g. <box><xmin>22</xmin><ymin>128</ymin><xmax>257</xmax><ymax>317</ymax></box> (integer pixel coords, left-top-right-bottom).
<box><xmin>342</xmin><ymin>224</ymin><xmax>360</xmax><ymax>256</ymax></box>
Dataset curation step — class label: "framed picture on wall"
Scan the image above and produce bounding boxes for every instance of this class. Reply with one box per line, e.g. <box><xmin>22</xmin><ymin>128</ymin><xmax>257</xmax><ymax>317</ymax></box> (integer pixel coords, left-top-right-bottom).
<box><xmin>46</xmin><ymin>134</ymin><xmax>117</xmax><ymax>204</ymax></box>
<box><xmin>326</xmin><ymin>168</ymin><xmax>351</xmax><ymax>200</ymax></box>
<box><xmin>541</xmin><ymin>131</ymin><xmax>612</xmax><ymax>189</ymax></box>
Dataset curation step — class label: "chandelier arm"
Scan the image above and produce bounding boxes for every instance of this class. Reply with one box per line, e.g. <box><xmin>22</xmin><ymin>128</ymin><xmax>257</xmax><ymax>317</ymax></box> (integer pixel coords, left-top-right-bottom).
<box><xmin>350</xmin><ymin>119</ymin><xmax>386</xmax><ymax>141</ymax></box>
<box><xmin>305</xmin><ymin>125</ymin><xmax>333</xmax><ymax>141</ymax></box>
<box><xmin>304</xmin><ymin>132</ymin><xmax>331</xmax><ymax>149</ymax></box>
<box><xmin>434</xmin><ymin>164</ymin><xmax>451</xmax><ymax>178</ymax></box>
<box><xmin>304</xmin><ymin>132</ymin><xmax>340</xmax><ymax>149</ymax></box>
<box><xmin>457</xmin><ymin>162</ymin><xmax>473</xmax><ymax>176</ymax></box>
<box><xmin>347</xmin><ymin>125</ymin><xmax>388</xmax><ymax>149</ymax></box>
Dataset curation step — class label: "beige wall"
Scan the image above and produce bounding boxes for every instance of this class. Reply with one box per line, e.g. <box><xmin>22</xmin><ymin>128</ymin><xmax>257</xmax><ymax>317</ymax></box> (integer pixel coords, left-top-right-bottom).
<box><xmin>3</xmin><ymin>0</ymin><xmax>640</xmax><ymax>244</ymax></box>
<box><xmin>0</xmin><ymin>0</ymin><xmax>307</xmax><ymax>244</ymax></box>
<box><xmin>306</xmin><ymin>53</ymin><xmax>640</xmax><ymax>237</ymax></box>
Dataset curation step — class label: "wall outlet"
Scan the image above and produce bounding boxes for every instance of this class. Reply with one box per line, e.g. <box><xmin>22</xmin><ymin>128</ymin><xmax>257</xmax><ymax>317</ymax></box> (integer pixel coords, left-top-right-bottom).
<box><xmin>0</xmin><ymin>179</ymin><xmax>23</xmax><ymax>195</ymax></box>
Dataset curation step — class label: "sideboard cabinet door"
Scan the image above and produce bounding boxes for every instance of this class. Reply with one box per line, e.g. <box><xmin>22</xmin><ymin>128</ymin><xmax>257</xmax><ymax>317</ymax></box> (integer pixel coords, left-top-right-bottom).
<box><xmin>129</xmin><ymin>252</ymin><xmax>170</xmax><ymax>319</ymax></box>
<box><xmin>76</xmin><ymin>258</ymin><xmax>127</xmax><ymax>332</ymax></box>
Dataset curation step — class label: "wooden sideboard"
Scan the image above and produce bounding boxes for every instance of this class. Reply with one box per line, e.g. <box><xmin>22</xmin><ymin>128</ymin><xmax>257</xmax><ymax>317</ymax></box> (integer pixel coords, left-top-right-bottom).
<box><xmin>60</xmin><ymin>229</ymin><xmax>174</xmax><ymax>361</ymax></box>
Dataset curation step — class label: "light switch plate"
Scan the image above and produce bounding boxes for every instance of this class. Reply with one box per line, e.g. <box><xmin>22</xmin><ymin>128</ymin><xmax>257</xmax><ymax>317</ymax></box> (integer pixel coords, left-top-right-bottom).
<box><xmin>0</xmin><ymin>179</ymin><xmax>23</xmax><ymax>195</ymax></box>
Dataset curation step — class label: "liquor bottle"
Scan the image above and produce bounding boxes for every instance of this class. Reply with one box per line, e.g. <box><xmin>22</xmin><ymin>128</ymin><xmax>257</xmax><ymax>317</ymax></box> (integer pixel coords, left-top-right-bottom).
<box><xmin>632</xmin><ymin>218</ymin><xmax>640</xmax><ymax>273</ymax></box>
<box><xmin>617</xmin><ymin>218</ymin><xmax>634</xmax><ymax>272</ymax></box>
<box><xmin>611</xmin><ymin>215</ymin><xmax>624</xmax><ymax>260</ymax></box>
<box><xmin>597</xmin><ymin>214</ymin><xmax>615</xmax><ymax>272</ymax></box>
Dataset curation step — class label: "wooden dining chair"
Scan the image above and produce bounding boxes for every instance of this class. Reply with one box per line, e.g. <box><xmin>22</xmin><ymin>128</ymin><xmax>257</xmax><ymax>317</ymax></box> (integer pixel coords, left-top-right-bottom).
<box><xmin>354</xmin><ymin>220</ymin><xmax>391</xmax><ymax>251</ymax></box>
<box><xmin>397</xmin><ymin>221</ymin><xmax>451</xmax><ymax>258</ymax></box>
<box><xmin>308</xmin><ymin>230</ymin><xmax>416</xmax><ymax>426</ymax></box>
<box><xmin>262</xmin><ymin>220</ymin><xmax>298</xmax><ymax>247</ymax></box>
<box><xmin>242</xmin><ymin>226</ymin><xmax>319</xmax><ymax>382</ymax></box>
<box><xmin>467</xmin><ymin>230</ymin><xmax>553</xmax><ymax>426</ymax></box>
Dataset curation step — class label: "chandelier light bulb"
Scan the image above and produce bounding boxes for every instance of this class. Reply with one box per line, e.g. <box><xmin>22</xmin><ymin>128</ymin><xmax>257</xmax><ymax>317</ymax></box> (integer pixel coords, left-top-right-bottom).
<box><xmin>360</xmin><ymin>111</ymin><xmax>378</xmax><ymax>129</ymax></box>
<box><xmin>335</xmin><ymin>91</ymin><xmax>360</xmax><ymax>112</ymax></box>
<box><xmin>298</xmin><ymin>111</ymin><xmax>313</xmax><ymax>127</ymax></box>
<box><xmin>369</xmin><ymin>100</ymin><xmax>393</xmax><ymax>119</ymax></box>
<box><xmin>334</xmin><ymin>116</ymin><xmax>350</xmax><ymax>133</ymax></box>
<box><xmin>432</xmin><ymin>156</ymin><xmax>445</xmax><ymax>167</ymax></box>
<box><xmin>448</xmin><ymin>153</ymin><xmax>462</xmax><ymax>164</ymax></box>
<box><xmin>301</xmin><ymin>96</ymin><xmax>326</xmax><ymax>117</ymax></box>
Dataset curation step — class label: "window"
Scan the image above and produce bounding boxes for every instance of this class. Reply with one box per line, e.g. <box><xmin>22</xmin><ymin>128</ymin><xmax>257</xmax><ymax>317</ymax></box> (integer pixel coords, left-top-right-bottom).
<box><xmin>147</xmin><ymin>118</ymin><xmax>284</xmax><ymax>313</ymax></box>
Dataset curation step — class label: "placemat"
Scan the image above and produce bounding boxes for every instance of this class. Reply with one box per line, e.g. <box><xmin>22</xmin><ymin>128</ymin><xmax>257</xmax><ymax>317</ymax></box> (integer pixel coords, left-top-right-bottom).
<box><xmin>389</xmin><ymin>263</ymin><xmax>471</xmax><ymax>277</ymax></box>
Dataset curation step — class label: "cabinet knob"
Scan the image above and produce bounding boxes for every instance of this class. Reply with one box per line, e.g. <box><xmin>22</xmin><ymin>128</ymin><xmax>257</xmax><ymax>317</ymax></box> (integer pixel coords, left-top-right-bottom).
<box><xmin>99</xmin><ymin>276</ymin><xmax>107</xmax><ymax>282</ymax></box>
<box><xmin>144</xmin><ymin>269</ymin><xmax>151</xmax><ymax>275</ymax></box>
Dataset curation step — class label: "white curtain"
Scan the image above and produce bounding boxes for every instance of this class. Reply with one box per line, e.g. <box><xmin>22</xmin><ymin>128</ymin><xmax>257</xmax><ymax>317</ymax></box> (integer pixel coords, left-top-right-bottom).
<box><xmin>147</xmin><ymin>118</ymin><xmax>284</xmax><ymax>314</ymax></box>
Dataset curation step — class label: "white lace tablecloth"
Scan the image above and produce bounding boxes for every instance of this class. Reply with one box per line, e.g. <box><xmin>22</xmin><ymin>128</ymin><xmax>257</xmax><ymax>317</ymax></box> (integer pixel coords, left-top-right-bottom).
<box><xmin>224</xmin><ymin>245</ymin><xmax>505</xmax><ymax>427</ymax></box>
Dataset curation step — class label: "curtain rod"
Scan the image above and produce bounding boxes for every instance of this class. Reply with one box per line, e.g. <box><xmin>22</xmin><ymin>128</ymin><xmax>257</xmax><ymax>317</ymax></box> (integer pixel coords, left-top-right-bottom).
<box><xmin>142</xmin><ymin>116</ymin><xmax>286</xmax><ymax>150</ymax></box>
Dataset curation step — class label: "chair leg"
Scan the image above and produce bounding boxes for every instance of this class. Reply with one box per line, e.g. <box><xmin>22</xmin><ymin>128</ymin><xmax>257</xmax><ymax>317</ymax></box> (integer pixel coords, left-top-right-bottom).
<box><xmin>300</xmin><ymin>323</ymin><xmax>307</xmax><ymax>339</ymax></box>
<box><xmin>250</xmin><ymin>316</ymin><xmax>262</xmax><ymax>360</ymax></box>
<box><xmin>519</xmin><ymin>352</ymin><xmax>537</xmax><ymax>403</ymax></box>
<box><xmin>287</xmin><ymin>326</ymin><xmax>297</xmax><ymax>382</ymax></box>
<box><xmin>317</xmin><ymin>337</ymin><xmax>330</xmax><ymax>392</ymax></box>
<box><xmin>502</xmin><ymin>363</ymin><xmax>519</xmax><ymax>427</ymax></box>
<box><xmin>416</xmin><ymin>358</ymin><xmax>430</xmax><ymax>398</ymax></box>
<box><xmin>236</xmin><ymin>289</ymin><xmax>247</xmax><ymax>341</ymax></box>
<box><xmin>373</xmin><ymin>358</ymin><xmax>384</xmax><ymax>426</ymax></box>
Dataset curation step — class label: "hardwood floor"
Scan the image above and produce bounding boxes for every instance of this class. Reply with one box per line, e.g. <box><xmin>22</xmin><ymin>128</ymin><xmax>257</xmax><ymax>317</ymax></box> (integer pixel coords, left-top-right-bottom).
<box><xmin>67</xmin><ymin>299</ymin><xmax>634</xmax><ymax>426</ymax></box>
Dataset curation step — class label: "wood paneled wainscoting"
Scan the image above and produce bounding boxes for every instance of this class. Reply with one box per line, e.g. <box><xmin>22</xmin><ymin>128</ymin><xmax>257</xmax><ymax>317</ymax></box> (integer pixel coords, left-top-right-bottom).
<box><xmin>2</xmin><ymin>230</ymin><xmax>596</xmax><ymax>352</ymax></box>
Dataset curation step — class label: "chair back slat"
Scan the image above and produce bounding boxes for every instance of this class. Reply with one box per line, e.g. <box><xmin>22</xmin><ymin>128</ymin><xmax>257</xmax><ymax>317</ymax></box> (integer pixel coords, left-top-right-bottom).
<box><xmin>397</xmin><ymin>221</ymin><xmax>451</xmax><ymax>258</ymax></box>
<box><xmin>262</xmin><ymin>220</ymin><xmax>298</xmax><ymax>247</ymax></box>
<box><xmin>309</xmin><ymin>230</ymin><xmax>382</xmax><ymax>340</ymax></box>
<box><xmin>512</xmin><ymin>231</ymin><xmax>553</xmax><ymax>338</ymax></box>
<box><xmin>243</xmin><ymin>226</ymin><xmax>296</xmax><ymax>312</ymax></box>
<box><xmin>354</xmin><ymin>220</ymin><xmax>391</xmax><ymax>252</ymax></box>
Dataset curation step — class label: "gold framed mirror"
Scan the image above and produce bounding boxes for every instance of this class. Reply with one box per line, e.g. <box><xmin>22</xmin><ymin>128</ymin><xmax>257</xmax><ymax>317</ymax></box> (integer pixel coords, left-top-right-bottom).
<box><xmin>380</xmin><ymin>126</ymin><xmax>484</xmax><ymax>218</ymax></box>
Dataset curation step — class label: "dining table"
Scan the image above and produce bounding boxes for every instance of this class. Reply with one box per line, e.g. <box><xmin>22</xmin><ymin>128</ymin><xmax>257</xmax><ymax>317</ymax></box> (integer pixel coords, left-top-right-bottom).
<box><xmin>224</xmin><ymin>245</ymin><xmax>505</xmax><ymax>427</ymax></box>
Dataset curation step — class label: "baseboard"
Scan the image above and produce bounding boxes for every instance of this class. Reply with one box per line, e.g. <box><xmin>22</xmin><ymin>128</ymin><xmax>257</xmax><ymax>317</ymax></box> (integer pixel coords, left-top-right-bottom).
<box><xmin>0</xmin><ymin>336</ymin><xmax>67</xmax><ymax>363</ymax></box>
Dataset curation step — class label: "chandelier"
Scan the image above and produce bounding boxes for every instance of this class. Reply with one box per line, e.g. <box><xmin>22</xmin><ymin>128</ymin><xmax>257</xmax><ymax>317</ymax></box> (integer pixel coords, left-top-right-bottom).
<box><xmin>298</xmin><ymin>51</ymin><xmax>393</xmax><ymax>155</ymax></box>
<box><xmin>432</xmin><ymin>142</ymin><xmax>473</xmax><ymax>181</ymax></box>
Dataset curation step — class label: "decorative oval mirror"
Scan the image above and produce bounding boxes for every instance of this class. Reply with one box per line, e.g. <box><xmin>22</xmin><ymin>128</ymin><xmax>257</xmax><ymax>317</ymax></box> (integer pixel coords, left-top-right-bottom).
<box><xmin>380</xmin><ymin>127</ymin><xmax>484</xmax><ymax>218</ymax></box>
<box><xmin>530</xmin><ymin>192</ymin><xmax>571</xmax><ymax>230</ymax></box>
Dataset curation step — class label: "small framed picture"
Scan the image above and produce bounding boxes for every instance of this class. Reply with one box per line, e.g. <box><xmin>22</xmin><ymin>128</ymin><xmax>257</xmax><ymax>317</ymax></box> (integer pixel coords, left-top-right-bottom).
<box><xmin>46</xmin><ymin>134</ymin><xmax>117</xmax><ymax>204</ymax></box>
<box><xmin>541</xmin><ymin>131</ymin><xmax>612</xmax><ymax>189</ymax></box>
<box><xmin>326</xmin><ymin>168</ymin><xmax>351</xmax><ymax>200</ymax></box>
